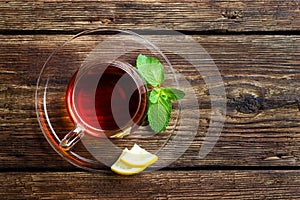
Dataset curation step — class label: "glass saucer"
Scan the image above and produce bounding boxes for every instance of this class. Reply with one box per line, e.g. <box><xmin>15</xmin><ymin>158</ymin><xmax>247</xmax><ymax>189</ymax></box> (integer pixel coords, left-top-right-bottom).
<box><xmin>35</xmin><ymin>29</ymin><xmax>200</xmax><ymax>172</ymax></box>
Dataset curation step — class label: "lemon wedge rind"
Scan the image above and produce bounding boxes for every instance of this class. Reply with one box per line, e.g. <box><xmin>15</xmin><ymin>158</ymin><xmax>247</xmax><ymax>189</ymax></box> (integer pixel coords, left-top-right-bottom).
<box><xmin>120</xmin><ymin>152</ymin><xmax>158</xmax><ymax>168</ymax></box>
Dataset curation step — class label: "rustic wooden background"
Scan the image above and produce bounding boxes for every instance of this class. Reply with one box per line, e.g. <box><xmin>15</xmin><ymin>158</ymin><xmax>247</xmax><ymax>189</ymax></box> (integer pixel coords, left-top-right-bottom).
<box><xmin>1</xmin><ymin>0</ymin><xmax>299</xmax><ymax>199</ymax></box>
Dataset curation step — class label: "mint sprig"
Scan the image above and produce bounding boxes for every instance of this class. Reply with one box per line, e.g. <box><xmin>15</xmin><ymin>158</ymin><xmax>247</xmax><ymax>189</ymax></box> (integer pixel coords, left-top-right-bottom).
<box><xmin>136</xmin><ymin>54</ymin><xmax>185</xmax><ymax>133</ymax></box>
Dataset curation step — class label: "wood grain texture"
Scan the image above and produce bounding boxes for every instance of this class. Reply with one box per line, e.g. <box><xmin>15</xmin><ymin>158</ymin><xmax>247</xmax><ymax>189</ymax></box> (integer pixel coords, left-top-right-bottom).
<box><xmin>0</xmin><ymin>0</ymin><xmax>299</xmax><ymax>32</ymax></box>
<box><xmin>1</xmin><ymin>0</ymin><xmax>299</xmax><ymax>199</ymax></box>
<box><xmin>0</xmin><ymin>34</ymin><xmax>299</xmax><ymax>169</ymax></box>
<box><xmin>0</xmin><ymin>170</ymin><xmax>299</xmax><ymax>199</ymax></box>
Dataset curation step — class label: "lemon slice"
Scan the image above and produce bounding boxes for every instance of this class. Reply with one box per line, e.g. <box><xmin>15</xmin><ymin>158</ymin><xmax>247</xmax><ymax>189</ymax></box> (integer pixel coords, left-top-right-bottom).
<box><xmin>120</xmin><ymin>144</ymin><xmax>158</xmax><ymax>167</ymax></box>
<box><xmin>111</xmin><ymin>148</ymin><xmax>146</xmax><ymax>175</ymax></box>
<box><xmin>111</xmin><ymin>144</ymin><xmax>158</xmax><ymax>175</ymax></box>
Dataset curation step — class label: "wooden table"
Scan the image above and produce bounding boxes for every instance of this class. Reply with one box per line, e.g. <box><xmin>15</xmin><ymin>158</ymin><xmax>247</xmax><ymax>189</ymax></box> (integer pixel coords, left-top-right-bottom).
<box><xmin>1</xmin><ymin>1</ymin><xmax>299</xmax><ymax>199</ymax></box>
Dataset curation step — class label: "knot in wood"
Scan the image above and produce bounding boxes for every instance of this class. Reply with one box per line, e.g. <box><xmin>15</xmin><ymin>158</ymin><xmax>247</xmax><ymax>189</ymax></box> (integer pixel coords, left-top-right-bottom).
<box><xmin>221</xmin><ymin>10</ymin><xmax>243</xmax><ymax>19</ymax></box>
<box><xmin>234</xmin><ymin>95</ymin><xmax>264</xmax><ymax>114</ymax></box>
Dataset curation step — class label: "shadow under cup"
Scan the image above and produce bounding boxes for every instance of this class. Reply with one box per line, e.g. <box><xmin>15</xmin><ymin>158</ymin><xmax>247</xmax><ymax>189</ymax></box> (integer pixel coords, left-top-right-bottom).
<box><xmin>60</xmin><ymin>61</ymin><xmax>147</xmax><ymax>150</ymax></box>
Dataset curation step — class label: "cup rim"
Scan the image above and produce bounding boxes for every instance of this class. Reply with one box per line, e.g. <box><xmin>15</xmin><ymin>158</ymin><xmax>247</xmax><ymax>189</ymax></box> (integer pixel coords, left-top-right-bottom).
<box><xmin>67</xmin><ymin>61</ymin><xmax>147</xmax><ymax>136</ymax></box>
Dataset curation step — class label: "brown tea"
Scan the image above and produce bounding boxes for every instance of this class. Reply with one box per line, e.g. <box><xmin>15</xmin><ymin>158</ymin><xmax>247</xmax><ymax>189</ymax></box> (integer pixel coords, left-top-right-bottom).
<box><xmin>66</xmin><ymin>63</ymin><xmax>146</xmax><ymax>136</ymax></box>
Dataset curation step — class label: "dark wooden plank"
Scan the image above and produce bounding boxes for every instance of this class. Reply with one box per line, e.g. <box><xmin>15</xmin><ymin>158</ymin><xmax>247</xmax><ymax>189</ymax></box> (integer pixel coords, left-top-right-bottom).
<box><xmin>0</xmin><ymin>170</ymin><xmax>299</xmax><ymax>199</ymax></box>
<box><xmin>0</xmin><ymin>0</ymin><xmax>299</xmax><ymax>32</ymax></box>
<box><xmin>0</xmin><ymin>35</ymin><xmax>299</xmax><ymax>169</ymax></box>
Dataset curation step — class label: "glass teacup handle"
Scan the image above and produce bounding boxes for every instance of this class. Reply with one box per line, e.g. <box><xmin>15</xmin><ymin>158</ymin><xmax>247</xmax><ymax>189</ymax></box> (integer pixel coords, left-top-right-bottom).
<box><xmin>60</xmin><ymin>126</ymin><xmax>84</xmax><ymax>151</ymax></box>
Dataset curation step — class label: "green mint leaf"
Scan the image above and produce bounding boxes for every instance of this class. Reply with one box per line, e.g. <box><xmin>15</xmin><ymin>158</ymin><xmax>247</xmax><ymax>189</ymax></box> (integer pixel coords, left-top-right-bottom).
<box><xmin>149</xmin><ymin>89</ymin><xmax>161</xmax><ymax>104</ymax></box>
<box><xmin>161</xmin><ymin>88</ymin><xmax>185</xmax><ymax>101</ymax></box>
<box><xmin>148</xmin><ymin>96</ymin><xmax>172</xmax><ymax>133</ymax></box>
<box><xmin>136</xmin><ymin>54</ymin><xmax>164</xmax><ymax>87</ymax></box>
<box><xmin>149</xmin><ymin>88</ymin><xmax>172</xmax><ymax>114</ymax></box>
<box><xmin>148</xmin><ymin>103</ymin><xmax>171</xmax><ymax>133</ymax></box>
<box><xmin>158</xmin><ymin>97</ymin><xmax>172</xmax><ymax>115</ymax></box>
<box><xmin>136</xmin><ymin>54</ymin><xmax>148</xmax><ymax>69</ymax></box>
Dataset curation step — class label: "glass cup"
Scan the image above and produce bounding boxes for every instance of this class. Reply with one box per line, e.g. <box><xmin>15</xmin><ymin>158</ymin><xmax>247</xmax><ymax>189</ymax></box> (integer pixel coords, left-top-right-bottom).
<box><xmin>60</xmin><ymin>61</ymin><xmax>147</xmax><ymax>151</ymax></box>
